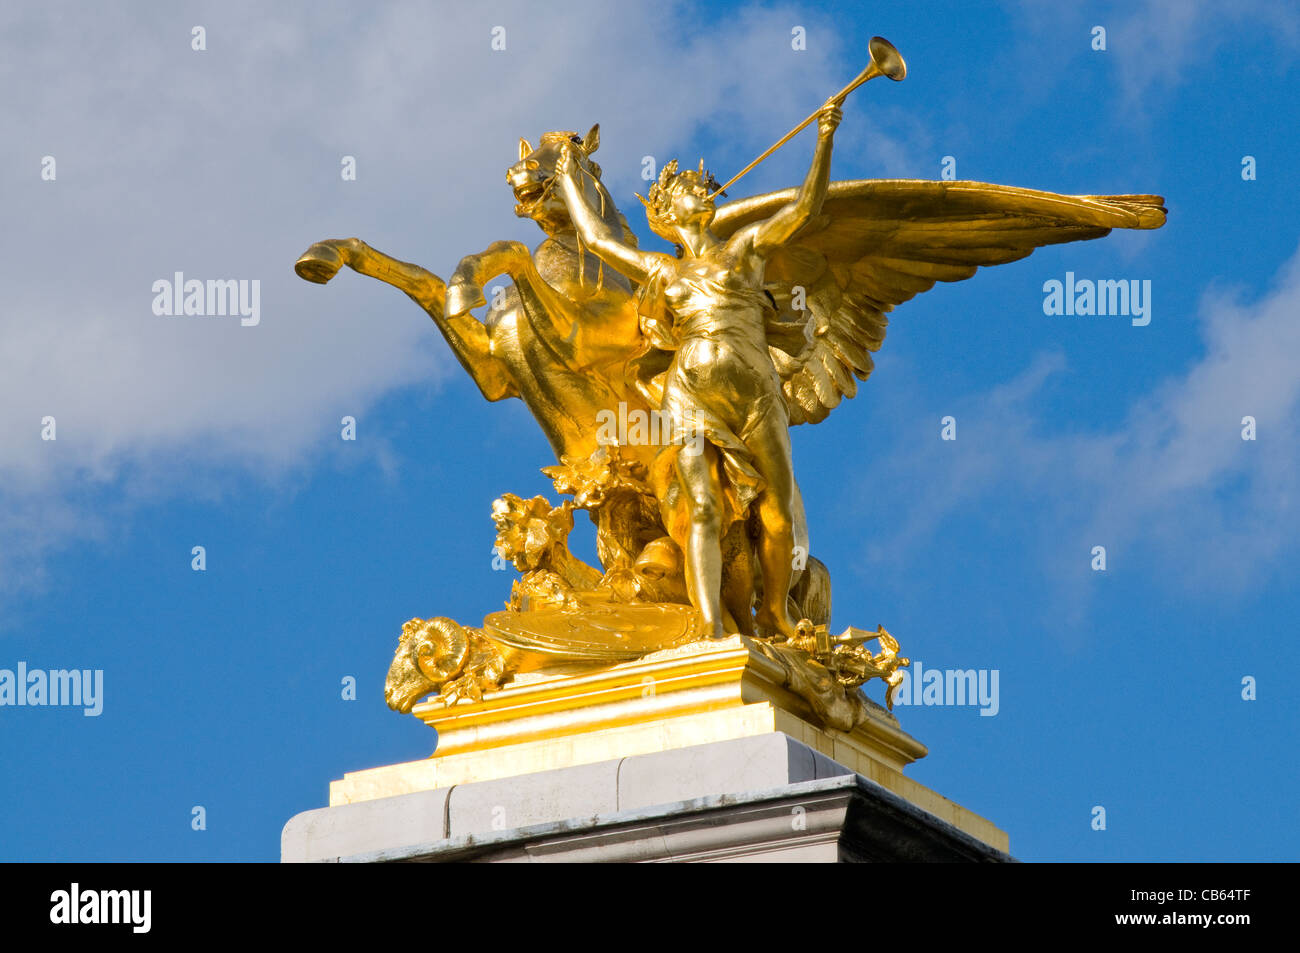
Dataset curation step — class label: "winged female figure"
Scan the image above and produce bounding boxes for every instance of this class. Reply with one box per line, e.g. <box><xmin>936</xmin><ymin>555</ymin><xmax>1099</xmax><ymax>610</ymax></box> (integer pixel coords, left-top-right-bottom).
<box><xmin>557</xmin><ymin>101</ymin><xmax>1165</xmax><ymax>645</ymax></box>
<box><xmin>556</xmin><ymin>100</ymin><xmax>846</xmax><ymax>641</ymax></box>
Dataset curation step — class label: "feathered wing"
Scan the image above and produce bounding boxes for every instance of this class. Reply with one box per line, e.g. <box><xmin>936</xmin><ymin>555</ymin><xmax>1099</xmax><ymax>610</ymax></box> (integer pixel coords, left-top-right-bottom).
<box><xmin>710</xmin><ymin>179</ymin><xmax>1167</xmax><ymax>425</ymax></box>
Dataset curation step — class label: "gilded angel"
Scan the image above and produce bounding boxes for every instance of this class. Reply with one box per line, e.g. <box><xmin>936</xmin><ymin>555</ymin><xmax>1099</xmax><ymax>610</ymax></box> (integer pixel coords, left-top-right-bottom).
<box><xmin>555</xmin><ymin>101</ymin><xmax>845</xmax><ymax>641</ymax></box>
<box><xmin>553</xmin><ymin>39</ymin><xmax>1165</xmax><ymax>644</ymax></box>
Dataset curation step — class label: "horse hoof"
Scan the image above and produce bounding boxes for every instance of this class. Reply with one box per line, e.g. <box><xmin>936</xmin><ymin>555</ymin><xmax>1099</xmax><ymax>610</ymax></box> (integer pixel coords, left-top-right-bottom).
<box><xmin>295</xmin><ymin>243</ymin><xmax>344</xmax><ymax>284</ymax></box>
<box><xmin>446</xmin><ymin>280</ymin><xmax>487</xmax><ymax>316</ymax></box>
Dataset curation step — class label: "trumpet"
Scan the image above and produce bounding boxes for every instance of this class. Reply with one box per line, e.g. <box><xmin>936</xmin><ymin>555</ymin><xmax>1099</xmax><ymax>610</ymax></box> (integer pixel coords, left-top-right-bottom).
<box><xmin>708</xmin><ymin>36</ymin><xmax>907</xmax><ymax>199</ymax></box>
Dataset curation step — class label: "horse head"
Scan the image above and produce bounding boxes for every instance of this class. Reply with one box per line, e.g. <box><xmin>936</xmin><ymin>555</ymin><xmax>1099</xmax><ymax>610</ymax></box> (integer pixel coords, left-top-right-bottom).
<box><xmin>509</xmin><ymin>124</ymin><xmax>630</xmax><ymax>241</ymax></box>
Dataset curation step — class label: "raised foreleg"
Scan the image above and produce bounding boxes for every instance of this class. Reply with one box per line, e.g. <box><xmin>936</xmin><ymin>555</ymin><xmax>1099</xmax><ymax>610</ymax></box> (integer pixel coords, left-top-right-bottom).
<box><xmin>447</xmin><ymin>241</ymin><xmax>584</xmax><ymax>361</ymax></box>
<box><xmin>295</xmin><ymin>238</ymin><xmax>516</xmax><ymax>402</ymax></box>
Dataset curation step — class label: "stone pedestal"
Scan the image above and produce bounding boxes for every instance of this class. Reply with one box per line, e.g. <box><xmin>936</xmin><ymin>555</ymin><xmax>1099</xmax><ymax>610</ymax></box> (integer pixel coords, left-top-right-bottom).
<box><xmin>283</xmin><ymin>637</ymin><xmax>1011</xmax><ymax>862</ymax></box>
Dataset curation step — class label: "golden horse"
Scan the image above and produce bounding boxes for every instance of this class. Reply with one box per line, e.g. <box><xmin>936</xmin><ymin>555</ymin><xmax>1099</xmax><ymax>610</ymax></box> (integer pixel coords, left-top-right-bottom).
<box><xmin>294</xmin><ymin>127</ymin><xmax>828</xmax><ymax>635</ymax></box>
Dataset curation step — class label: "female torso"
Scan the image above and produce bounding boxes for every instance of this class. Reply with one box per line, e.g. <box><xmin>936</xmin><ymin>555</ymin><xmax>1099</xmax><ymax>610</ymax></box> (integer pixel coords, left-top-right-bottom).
<box><xmin>652</xmin><ymin>248</ymin><xmax>787</xmax><ymax>442</ymax></box>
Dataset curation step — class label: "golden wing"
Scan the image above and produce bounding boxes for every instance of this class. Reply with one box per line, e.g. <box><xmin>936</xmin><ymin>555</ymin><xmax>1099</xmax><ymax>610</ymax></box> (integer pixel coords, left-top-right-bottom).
<box><xmin>711</xmin><ymin>179</ymin><xmax>1167</xmax><ymax>425</ymax></box>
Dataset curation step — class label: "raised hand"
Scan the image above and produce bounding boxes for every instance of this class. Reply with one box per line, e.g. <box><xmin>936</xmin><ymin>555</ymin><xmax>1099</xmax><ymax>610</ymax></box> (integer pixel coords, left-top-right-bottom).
<box><xmin>817</xmin><ymin>99</ymin><xmax>843</xmax><ymax>138</ymax></box>
<box><xmin>556</xmin><ymin>140</ymin><xmax>579</xmax><ymax>180</ymax></box>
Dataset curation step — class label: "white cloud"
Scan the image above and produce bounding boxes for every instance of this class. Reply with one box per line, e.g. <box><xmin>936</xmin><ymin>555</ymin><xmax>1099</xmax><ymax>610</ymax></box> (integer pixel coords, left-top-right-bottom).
<box><xmin>1008</xmin><ymin>0</ymin><xmax>1300</xmax><ymax>104</ymax></box>
<box><xmin>1108</xmin><ymin>0</ymin><xmax>1299</xmax><ymax>101</ymax></box>
<box><xmin>862</xmin><ymin>244</ymin><xmax>1300</xmax><ymax>599</ymax></box>
<box><xmin>0</xmin><ymin>1</ymin><xmax>880</xmax><ymax>595</ymax></box>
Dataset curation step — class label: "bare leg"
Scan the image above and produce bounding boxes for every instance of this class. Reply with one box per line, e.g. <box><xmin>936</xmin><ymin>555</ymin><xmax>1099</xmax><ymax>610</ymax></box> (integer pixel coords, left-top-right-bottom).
<box><xmin>675</xmin><ymin>443</ymin><xmax>726</xmax><ymax>639</ymax></box>
<box><xmin>746</xmin><ymin>418</ymin><xmax>800</xmax><ymax>641</ymax></box>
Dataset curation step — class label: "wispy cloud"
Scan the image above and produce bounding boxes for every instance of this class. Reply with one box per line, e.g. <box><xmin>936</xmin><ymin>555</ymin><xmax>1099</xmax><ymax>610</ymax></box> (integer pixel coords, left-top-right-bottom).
<box><xmin>862</xmin><ymin>243</ymin><xmax>1300</xmax><ymax>601</ymax></box>
<box><xmin>1107</xmin><ymin>0</ymin><xmax>1300</xmax><ymax>101</ymax></box>
<box><xmin>0</xmin><ymin>1</ymin><xmax>869</xmax><ymax>596</ymax></box>
<box><xmin>1008</xmin><ymin>0</ymin><xmax>1300</xmax><ymax>104</ymax></box>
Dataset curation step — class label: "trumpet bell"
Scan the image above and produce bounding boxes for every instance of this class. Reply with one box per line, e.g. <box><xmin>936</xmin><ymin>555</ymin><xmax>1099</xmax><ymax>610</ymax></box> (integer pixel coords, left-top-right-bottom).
<box><xmin>707</xmin><ymin>34</ymin><xmax>907</xmax><ymax>198</ymax></box>
<box><xmin>868</xmin><ymin>35</ymin><xmax>907</xmax><ymax>82</ymax></box>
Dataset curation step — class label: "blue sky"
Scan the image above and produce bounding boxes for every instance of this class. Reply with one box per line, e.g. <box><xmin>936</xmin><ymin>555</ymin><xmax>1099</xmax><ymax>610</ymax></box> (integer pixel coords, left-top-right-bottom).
<box><xmin>1</xmin><ymin>0</ymin><xmax>1297</xmax><ymax>861</ymax></box>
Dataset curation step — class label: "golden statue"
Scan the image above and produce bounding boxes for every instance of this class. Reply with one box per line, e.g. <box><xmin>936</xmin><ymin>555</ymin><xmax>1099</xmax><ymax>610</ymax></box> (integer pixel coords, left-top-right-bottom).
<box><xmin>295</xmin><ymin>37</ymin><xmax>1165</xmax><ymax>732</ymax></box>
<box><xmin>554</xmin><ymin>98</ymin><xmax>843</xmax><ymax>643</ymax></box>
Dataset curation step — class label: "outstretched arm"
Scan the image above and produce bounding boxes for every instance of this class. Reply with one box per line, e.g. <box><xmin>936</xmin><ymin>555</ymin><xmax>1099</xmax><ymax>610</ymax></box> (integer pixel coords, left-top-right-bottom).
<box><xmin>749</xmin><ymin>100</ymin><xmax>841</xmax><ymax>257</ymax></box>
<box><xmin>555</xmin><ymin>145</ymin><xmax>660</xmax><ymax>286</ymax></box>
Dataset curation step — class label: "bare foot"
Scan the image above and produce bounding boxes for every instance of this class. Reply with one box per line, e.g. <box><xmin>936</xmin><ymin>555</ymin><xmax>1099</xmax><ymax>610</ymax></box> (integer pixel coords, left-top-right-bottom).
<box><xmin>754</xmin><ymin>608</ymin><xmax>799</xmax><ymax>643</ymax></box>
